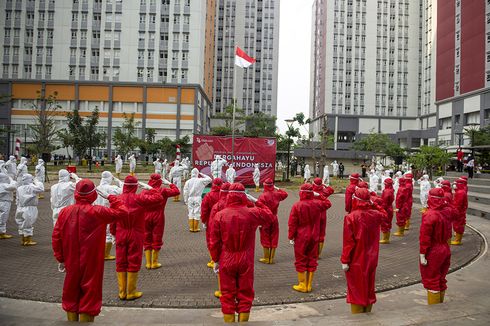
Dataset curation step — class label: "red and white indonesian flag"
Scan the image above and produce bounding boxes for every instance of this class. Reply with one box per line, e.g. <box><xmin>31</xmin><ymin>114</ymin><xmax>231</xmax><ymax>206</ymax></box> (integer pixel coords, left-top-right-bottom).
<box><xmin>235</xmin><ymin>47</ymin><xmax>256</xmax><ymax>68</ymax></box>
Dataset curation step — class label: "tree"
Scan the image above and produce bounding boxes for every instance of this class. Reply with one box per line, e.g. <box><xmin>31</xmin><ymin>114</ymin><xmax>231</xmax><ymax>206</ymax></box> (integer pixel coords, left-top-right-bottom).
<box><xmin>466</xmin><ymin>125</ymin><xmax>490</xmax><ymax>165</ymax></box>
<box><xmin>173</xmin><ymin>135</ymin><xmax>191</xmax><ymax>155</ymax></box>
<box><xmin>210</xmin><ymin>102</ymin><xmax>246</xmax><ymax>135</ymax></box>
<box><xmin>352</xmin><ymin>130</ymin><xmax>405</xmax><ymax>160</ymax></box>
<box><xmin>408</xmin><ymin>146</ymin><xmax>452</xmax><ymax>178</ymax></box>
<box><xmin>155</xmin><ymin>137</ymin><xmax>175</xmax><ymax>158</ymax></box>
<box><xmin>30</xmin><ymin>91</ymin><xmax>61</xmax><ymax>154</ymax></box>
<box><xmin>113</xmin><ymin>113</ymin><xmax>141</xmax><ymax>157</ymax></box>
<box><xmin>138</xmin><ymin>128</ymin><xmax>158</xmax><ymax>157</ymax></box>
<box><xmin>243</xmin><ymin>112</ymin><xmax>277</xmax><ymax>137</ymax></box>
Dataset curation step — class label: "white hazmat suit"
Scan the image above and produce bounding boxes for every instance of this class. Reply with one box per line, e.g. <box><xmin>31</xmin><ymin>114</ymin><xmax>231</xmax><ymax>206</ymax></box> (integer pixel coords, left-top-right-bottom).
<box><xmin>183</xmin><ymin>168</ymin><xmax>212</xmax><ymax>229</ymax></box>
<box><xmin>153</xmin><ymin>159</ymin><xmax>162</xmax><ymax>174</ymax></box>
<box><xmin>369</xmin><ymin>169</ymin><xmax>380</xmax><ymax>193</ymax></box>
<box><xmin>35</xmin><ymin>159</ymin><xmax>45</xmax><ymax>183</ymax></box>
<box><xmin>418</xmin><ymin>174</ymin><xmax>431</xmax><ymax>209</ymax></box>
<box><xmin>4</xmin><ymin>156</ymin><xmax>17</xmax><ymax>180</ymax></box>
<box><xmin>253</xmin><ymin>163</ymin><xmax>261</xmax><ymax>191</ymax></box>
<box><xmin>128</xmin><ymin>154</ymin><xmax>136</xmax><ymax>175</ymax></box>
<box><xmin>0</xmin><ymin>173</ymin><xmax>17</xmax><ymax>238</ymax></box>
<box><xmin>331</xmin><ymin>160</ymin><xmax>339</xmax><ymax>177</ymax></box>
<box><xmin>162</xmin><ymin>159</ymin><xmax>168</xmax><ymax>179</ymax></box>
<box><xmin>115</xmin><ymin>155</ymin><xmax>123</xmax><ymax>177</ymax></box>
<box><xmin>225</xmin><ymin>164</ymin><xmax>236</xmax><ymax>183</ymax></box>
<box><xmin>323</xmin><ymin>165</ymin><xmax>330</xmax><ymax>185</ymax></box>
<box><xmin>393</xmin><ymin>171</ymin><xmax>403</xmax><ymax>195</ymax></box>
<box><xmin>15</xmin><ymin>174</ymin><xmax>44</xmax><ymax>244</ymax></box>
<box><xmin>170</xmin><ymin>160</ymin><xmax>186</xmax><ymax>201</ymax></box>
<box><xmin>304</xmin><ymin>164</ymin><xmax>311</xmax><ymax>183</ymax></box>
<box><xmin>16</xmin><ymin>157</ymin><xmax>28</xmax><ymax>180</ymax></box>
<box><xmin>210</xmin><ymin>155</ymin><xmax>227</xmax><ymax>179</ymax></box>
<box><xmin>434</xmin><ymin>176</ymin><xmax>444</xmax><ymax>188</ymax></box>
<box><xmin>50</xmin><ymin>169</ymin><xmax>79</xmax><ymax>225</ymax></box>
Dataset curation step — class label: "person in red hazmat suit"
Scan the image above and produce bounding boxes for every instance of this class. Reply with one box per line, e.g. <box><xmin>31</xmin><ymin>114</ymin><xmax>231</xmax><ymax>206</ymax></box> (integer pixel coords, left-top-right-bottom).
<box><xmin>450</xmin><ymin>178</ymin><xmax>468</xmax><ymax>245</ymax></box>
<box><xmin>441</xmin><ymin>180</ymin><xmax>453</xmax><ymax>203</ymax></box>
<box><xmin>394</xmin><ymin>178</ymin><xmax>409</xmax><ymax>236</ymax></box>
<box><xmin>341</xmin><ymin>187</ymin><xmax>385</xmax><ymax>314</ymax></box>
<box><xmin>379</xmin><ymin>178</ymin><xmax>395</xmax><ymax>244</ymax></box>
<box><xmin>345</xmin><ymin>173</ymin><xmax>360</xmax><ymax>213</ymax></box>
<box><xmin>459</xmin><ymin>176</ymin><xmax>468</xmax><ymax>193</ymax></box>
<box><xmin>288</xmin><ymin>183</ymin><xmax>332</xmax><ymax>294</ymax></box>
<box><xmin>403</xmin><ymin>174</ymin><xmax>414</xmax><ymax>230</ymax></box>
<box><xmin>52</xmin><ymin>179</ymin><xmax>128</xmax><ymax>322</ymax></box>
<box><xmin>113</xmin><ymin>175</ymin><xmax>163</xmax><ymax>300</ymax></box>
<box><xmin>419</xmin><ymin>188</ymin><xmax>452</xmax><ymax>304</ymax></box>
<box><xmin>207</xmin><ymin>182</ymin><xmax>230</xmax><ymax>297</ymax></box>
<box><xmin>312</xmin><ymin>178</ymin><xmax>334</xmax><ymax>257</ymax></box>
<box><xmin>200</xmin><ymin>178</ymin><xmax>223</xmax><ymax>268</ymax></box>
<box><xmin>209</xmin><ymin>183</ymin><xmax>274</xmax><ymax>323</ymax></box>
<box><xmin>142</xmin><ymin>174</ymin><xmax>180</xmax><ymax>269</ymax></box>
<box><xmin>257</xmin><ymin>178</ymin><xmax>288</xmax><ymax>264</ymax></box>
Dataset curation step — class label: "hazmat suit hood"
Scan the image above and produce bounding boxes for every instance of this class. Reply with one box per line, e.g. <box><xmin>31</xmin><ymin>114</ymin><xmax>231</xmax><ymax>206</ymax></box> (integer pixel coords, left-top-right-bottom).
<box><xmin>313</xmin><ymin>177</ymin><xmax>322</xmax><ymax>186</ymax></box>
<box><xmin>263</xmin><ymin>178</ymin><xmax>274</xmax><ymax>192</ymax></box>
<box><xmin>37</xmin><ymin>159</ymin><xmax>44</xmax><ymax>165</ymax></box>
<box><xmin>148</xmin><ymin>173</ymin><xmax>162</xmax><ymax>188</ymax></box>
<box><xmin>312</xmin><ymin>177</ymin><xmax>324</xmax><ymax>193</ymax></box>
<box><xmin>211</xmin><ymin>178</ymin><xmax>223</xmax><ymax>192</ymax></box>
<box><xmin>19</xmin><ymin>173</ymin><xmax>34</xmax><ymax>186</ymax></box>
<box><xmin>349</xmin><ymin>173</ymin><xmax>360</xmax><ymax>185</ymax></box>
<box><xmin>0</xmin><ymin>173</ymin><xmax>10</xmax><ymax>184</ymax></box>
<box><xmin>357</xmin><ymin>181</ymin><xmax>369</xmax><ymax>189</ymax></box>
<box><xmin>352</xmin><ymin>187</ymin><xmax>372</xmax><ymax>211</ymax></box>
<box><xmin>384</xmin><ymin>178</ymin><xmax>393</xmax><ymax>189</ymax></box>
<box><xmin>8</xmin><ymin>156</ymin><xmax>16</xmax><ymax>163</ymax></box>
<box><xmin>441</xmin><ymin>180</ymin><xmax>451</xmax><ymax>193</ymax></box>
<box><xmin>398</xmin><ymin>178</ymin><xmax>406</xmax><ymax>187</ymax></box>
<box><xmin>226</xmin><ymin>183</ymin><xmax>248</xmax><ymax>207</ymax></box>
<box><xmin>123</xmin><ymin>175</ymin><xmax>139</xmax><ymax>194</ymax></box>
<box><xmin>299</xmin><ymin>183</ymin><xmax>314</xmax><ymax>201</ymax></box>
<box><xmin>74</xmin><ymin>179</ymin><xmax>98</xmax><ymax>204</ymax></box>
<box><xmin>422</xmin><ymin>174</ymin><xmax>429</xmax><ymax>180</ymax></box>
<box><xmin>20</xmin><ymin>157</ymin><xmax>27</xmax><ymax>164</ymax></box>
<box><xmin>404</xmin><ymin>173</ymin><xmax>413</xmax><ymax>180</ymax></box>
<box><xmin>191</xmin><ymin>168</ymin><xmax>199</xmax><ymax>178</ymax></box>
<box><xmin>455</xmin><ymin>179</ymin><xmax>466</xmax><ymax>191</ymax></box>
<box><xmin>100</xmin><ymin>171</ymin><xmax>114</xmax><ymax>186</ymax></box>
<box><xmin>219</xmin><ymin>182</ymin><xmax>230</xmax><ymax>200</ymax></box>
<box><xmin>59</xmin><ymin>169</ymin><xmax>71</xmax><ymax>183</ymax></box>
<box><xmin>427</xmin><ymin>188</ymin><xmax>446</xmax><ymax>210</ymax></box>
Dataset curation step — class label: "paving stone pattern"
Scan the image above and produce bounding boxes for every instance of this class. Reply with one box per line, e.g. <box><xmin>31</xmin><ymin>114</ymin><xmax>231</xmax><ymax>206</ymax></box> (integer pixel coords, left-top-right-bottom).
<box><xmin>0</xmin><ymin>188</ymin><xmax>482</xmax><ymax>309</ymax></box>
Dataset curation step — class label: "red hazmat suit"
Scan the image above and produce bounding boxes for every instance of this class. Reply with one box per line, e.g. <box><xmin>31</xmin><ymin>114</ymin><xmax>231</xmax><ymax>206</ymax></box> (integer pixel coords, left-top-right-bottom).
<box><xmin>207</xmin><ymin>183</ymin><xmax>230</xmax><ymax>249</ymax></box>
<box><xmin>452</xmin><ymin>180</ymin><xmax>468</xmax><ymax>234</ymax></box>
<box><xmin>52</xmin><ymin>180</ymin><xmax>128</xmax><ymax>316</ymax></box>
<box><xmin>201</xmin><ymin>178</ymin><xmax>223</xmax><ymax>247</ymax></box>
<box><xmin>114</xmin><ymin>176</ymin><xmax>163</xmax><ymax>272</ymax></box>
<box><xmin>313</xmin><ymin>178</ymin><xmax>334</xmax><ymax>243</ymax></box>
<box><xmin>345</xmin><ymin>173</ymin><xmax>360</xmax><ymax>213</ymax></box>
<box><xmin>258</xmin><ymin>179</ymin><xmax>288</xmax><ymax>248</ymax></box>
<box><xmin>209</xmin><ymin>183</ymin><xmax>274</xmax><ymax>315</ymax></box>
<box><xmin>404</xmin><ymin>175</ymin><xmax>414</xmax><ymax>218</ymax></box>
<box><xmin>288</xmin><ymin>184</ymin><xmax>332</xmax><ymax>272</ymax></box>
<box><xmin>380</xmin><ymin>179</ymin><xmax>395</xmax><ymax>233</ymax></box>
<box><xmin>441</xmin><ymin>180</ymin><xmax>453</xmax><ymax>205</ymax></box>
<box><xmin>143</xmin><ymin>174</ymin><xmax>180</xmax><ymax>251</ymax></box>
<box><xmin>459</xmin><ymin>176</ymin><xmax>468</xmax><ymax>193</ymax></box>
<box><xmin>419</xmin><ymin>188</ymin><xmax>452</xmax><ymax>291</ymax></box>
<box><xmin>395</xmin><ymin>178</ymin><xmax>410</xmax><ymax>227</ymax></box>
<box><xmin>341</xmin><ymin>188</ymin><xmax>384</xmax><ymax>306</ymax></box>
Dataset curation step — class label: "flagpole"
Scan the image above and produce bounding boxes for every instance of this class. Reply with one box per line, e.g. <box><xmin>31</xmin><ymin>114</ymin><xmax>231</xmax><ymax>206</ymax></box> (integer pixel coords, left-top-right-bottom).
<box><xmin>231</xmin><ymin>45</ymin><xmax>237</xmax><ymax>164</ymax></box>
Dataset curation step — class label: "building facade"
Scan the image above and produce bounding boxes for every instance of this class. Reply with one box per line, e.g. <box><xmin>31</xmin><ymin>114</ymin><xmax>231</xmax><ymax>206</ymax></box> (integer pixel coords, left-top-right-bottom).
<box><xmin>0</xmin><ymin>0</ymin><xmax>213</xmax><ymax>156</ymax></box>
<box><xmin>212</xmin><ymin>0</ymin><xmax>280</xmax><ymax>117</ymax></box>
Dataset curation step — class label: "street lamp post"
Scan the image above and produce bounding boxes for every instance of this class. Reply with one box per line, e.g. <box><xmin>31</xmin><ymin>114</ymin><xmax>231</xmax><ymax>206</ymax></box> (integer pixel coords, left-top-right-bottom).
<box><xmin>285</xmin><ymin>119</ymin><xmax>294</xmax><ymax>181</ymax></box>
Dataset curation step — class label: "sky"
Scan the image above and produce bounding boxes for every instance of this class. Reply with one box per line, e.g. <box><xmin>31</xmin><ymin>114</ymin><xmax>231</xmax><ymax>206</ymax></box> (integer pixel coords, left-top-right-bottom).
<box><xmin>276</xmin><ymin>0</ymin><xmax>315</xmax><ymax>133</ymax></box>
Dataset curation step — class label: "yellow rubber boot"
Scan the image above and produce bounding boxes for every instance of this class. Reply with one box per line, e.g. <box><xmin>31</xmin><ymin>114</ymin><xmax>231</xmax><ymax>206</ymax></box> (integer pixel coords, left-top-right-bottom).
<box><xmin>194</xmin><ymin>219</ymin><xmax>201</xmax><ymax>232</ymax></box>
<box><xmin>440</xmin><ymin>290</ymin><xmax>446</xmax><ymax>303</ymax></box>
<box><xmin>318</xmin><ymin>242</ymin><xmax>324</xmax><ymax>258</ymax></box>
<box><xmin>207</xmin><ymin>253</ymin><xmax>215</xmax><ymax>268</ymax></box>
<box><xmin>117</xmin><ymin>272</ymin><xmax>127</xmax><ymax>300</ymax></box>
<box><xmin>259</xmin><ymin>247</ymin><xmax>270</xmax><ymax>264</ymax></box>
<box><xmin>238</xmin><ymin>312</ymin><xmax>250</xmax><ymax>322</ymax></box>
<box><xmin>66</xmin><ymin>311</ymin><xmax>79</xmax><ymax>321</ymax></box>
<box><xmin>451</xmin><ymin>233</ymin><xmax>463</xmax><ymax>245</ymax></box>
<box><xmin>365</xmin><ymin>304</ymin><xmax>373</xmax><ymax>312</ymax></box>
<box><xmin>223</xmin><ymin>314</ymin><xmax>235</xmax><ymax>323</ymax></box>
<box><xmin>351</xmin><ymin>304</ymin><xmax>365</xmax><ymax>314</ymax></box>
<box><xmin>126</xmin><ymin>272</ymin><xmax>143</xmax><ymax>300</ymax></box>
<box><xmin>255</xmin><ymin>186</ymin><xmax>259</xmax><ymax>192</ymax></box>
<box><xmin>292</xmin><ymin>272</ymin><xmax>308</xmax><ymax>293</ymax></box>
<box><xmin>188</xmin><ymin>219</ymin><xmax>194</xmax><ymax>232</ymax></box>
<box><xmin>404</xmin><ymin>219</ymin><xmax>411</xmax><ymax>230</ymax></box>
<box><xmin>104</xmin><ymin>243</ymin><xmax>116</xmax><ymax>260</ymax></box>
<box><xmin>269</xmin><ymin>248</ymin><xmax>276</xmax><ymax>264</ymax></box>
<box><xmin>151</xmin><ymin>249</ymin><xmax>162</xmax><ymax>269</ymax></box>
<box><xmin>23</xmin><ymin>236</ymin><xmax>37</xmax><ymax>246</ymax></box>
<box><xmin>427</xmin><ymin>291</ymin><xmax>441</xmax><ymax>305</ymax></box>
<box><xmin>393</xmin><ymin>226</ymin><xmax>405</xmax><ymax>236</ymax></box>
<box><xmin>306</xmin><ymin>271</ymin><xmax>314</xmax><ymax>292</ymax></box>
<box><xmin>0</xmin><ymin>233</ymin><xmax>13</xmax><ymax>239</ymax></box>
<box><xmin>214</xmin><ymin>274</ymin><xmax>222</xmax><ymax>298</ymax></box>
<box><xmin>79</xmin><ymin>313</ymin><xmax>95</xmax><ymax>322</ymax></box>
<box><xmin>145</xmin><ymin>250</ymin><xmax>152</xmax><ymax>269</ymax></box>
<box><xmin>379</xmin><ymin>232</ymin><xmax>390</xmax><ymax>244</ymax></box>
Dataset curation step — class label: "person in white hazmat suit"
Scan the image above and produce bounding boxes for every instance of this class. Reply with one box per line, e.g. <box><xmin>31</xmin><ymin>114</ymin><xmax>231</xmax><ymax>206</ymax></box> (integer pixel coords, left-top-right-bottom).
<box><xmin>211</xmin><ymin>155</ymin><xmax>227</xmax><ymax>179</ymax></box>
<box><xmin>115</xmin><ymin>155</ymin><xmax>123</xmax><ymax>178</ymax></box>
<box><xmin>418</xmin><ymin>174</ymin><xmax>431</xmax><ymax>212</ymax></box>
<box><xmin>35</xmin><ymin>159</ymin><xmax>45</xmax><ymax>198</ymax></box>
<box><xmin>0</xmin><ymin>173</ymin><xmax>17</xmax><ymax>239</ymax></box>
<box><xmin>95</xmin><ymin>171</ymin><xmax>123</xmax><ymax>260</ymax></box>
<box><xmin>50</xmin><ymin>170</ymin><xmax>81</xmax><ymax>225</ymax></box>
<box><xmin>331</xmin><ymin>160</ymin><xmax>339</xmax><ymax>178</ymax></box>
<box><xmin>304</xmin><ymin>164</ymin><xmax>311</xmax><ymax>183</ymax></box>
<box><xmin>161</xmin><ymin>159</ymin><xmax>168</xmax><ymax>179</ymax></box>
<box><xmin>4</xmin><ymin>156</ymin><xmax>17</xmax><ymax>180</ymax></box>
<box><xmin>128</xmin><ymin>154</ymin><xmax>136</xmax><ymax>176</ymax></box>
<box><xmin>183</xmin><ymin>168</ymin><xmax>212</xmax><ymax>232</ymax></box>
<box><xmin>170</xmin><ymin>159</ymin><xmax>186</xmax><ymax>202</ymax></box>
<box><xmin>182</xmin><ymin>157</ymin><xmax>190</xmax><ymax>180</ymax></box>
<box><xmin>369</xmin><ymin>169</ymin><xmax>380</xmax><ymax>193</ymax></box>
<box><xmin>393</xmin><ymin>171</ymin><xmax>403</xmax><ymax>195</ymax></box>
<box><xmin>225</xmin><ymin>163</ymin><xmax>236</xmax><ymax>183</ymax></box>
<box><xmin>253</xmin><ymin>163</ymin><xmax>261</xmax><ymax>192</ymax></box>
<box><xmin>15</xmin><ymin>174</ymin><xmax>44</xmax><ymax>246</ymax></box>
<box><xmin>153</xmin><ymin>158</ymin><xmax>162</xmax><ymax>175</ymax></box>
<box><xmin>322</xmin><ymin>165</ymin><xmax>330</xmax><ymax>185</ymax></box>
<box><xmin>433</xmin><ymin>176</ymin><xmax>444</xmax><ymax>188</ymax></box>
<box><xmin>16</xmin><ymin>157</ymin><xmax>28</xmax><ymax>180</ymax></box>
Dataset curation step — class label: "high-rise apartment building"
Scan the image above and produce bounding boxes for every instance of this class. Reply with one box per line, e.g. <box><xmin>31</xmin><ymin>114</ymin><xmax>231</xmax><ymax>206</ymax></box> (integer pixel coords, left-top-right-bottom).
<box><xmin>0</xmin><ymin>0</ymin><xmax>214</xmax><ymax>156</ymax></box>
<box><xmin>212</xmin><ymin>0</ymin><xmax>280</xmax><ymax>117</ymax></box>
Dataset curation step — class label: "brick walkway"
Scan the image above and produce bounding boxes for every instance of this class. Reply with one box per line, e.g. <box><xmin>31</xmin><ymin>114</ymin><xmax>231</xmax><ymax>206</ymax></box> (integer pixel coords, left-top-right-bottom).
<box><xmin>0</xmin><ymin>188</ymin><xmax>482</xmax><ymax>308</ymax></box>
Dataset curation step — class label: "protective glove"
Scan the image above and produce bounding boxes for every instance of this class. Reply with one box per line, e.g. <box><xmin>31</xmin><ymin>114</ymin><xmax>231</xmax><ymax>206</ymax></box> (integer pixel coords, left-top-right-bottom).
<box><xmin>420</xmin><ymin>254</ymin><xmax>428</xmax><ymax>266</ymax></box>
<box><xmin>246</xmin><ymin>193</ymin><xmax>257</xmax><ymax>203</ymax></box>
<box><xmin>274</xmin><ymin>186</ymin><xmax>279</xmax><ymax>190</ymax></box>
<box><xmin>70</xmin><ymin>173</ymin><xmax>81</xmax><ymax>182</ymax></box>
<box><xmin>202</xmin><ymin>223</ymin><xmax>207</xmax><ymax>230</ymax></box>
<box><xmin>58</xmin><ymin>263</ymin><xmax>66</xmax><ymax>273</ymax></box>
<box><xmin>96</xmin><ymin>188</ymin><xmax>109</xmax><ymax>199</ymax></box>
<box><xmin>313</xmin><ymin>192</ymin><xmax>320</xmax><ymax>197</ymax></box>
<box><xmin>162</xmin><ymin>178</ymin><xmax>171</xmax><ymax>186</ymax></box>
<box><xmin>289</xmin><ymin>239</ymin><xmax>295</xmax><ymax>245</ymax></box>
<box><xmin>213</xmin><ymin>262</ymin><xmax>219</xmax><ymax>274</ymax></box>
<box><xmin>341</xmin><ymin>263</ymin><xmax>349</xmax><ymax>271</ymax></box>
<box><xmin>138</xmin><ymin>181</ymin><xmax>152</xmax><ymax>190</ymax></box>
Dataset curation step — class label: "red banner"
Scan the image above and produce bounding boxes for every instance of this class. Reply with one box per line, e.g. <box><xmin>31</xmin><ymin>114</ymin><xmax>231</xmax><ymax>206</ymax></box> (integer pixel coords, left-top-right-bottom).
<box><xmin>192</xmin><ymin>135</ymin><xmax>276</xmax><ymax>186</ymax></box>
